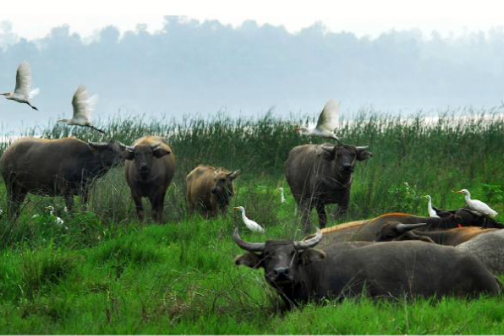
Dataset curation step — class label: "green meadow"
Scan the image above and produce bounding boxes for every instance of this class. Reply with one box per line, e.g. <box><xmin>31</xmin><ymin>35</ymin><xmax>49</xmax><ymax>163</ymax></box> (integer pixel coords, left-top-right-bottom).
<box><xmin>0</xmin><ymin>110</ymin><xmax>503</xmax><ymax>334</ymax></box>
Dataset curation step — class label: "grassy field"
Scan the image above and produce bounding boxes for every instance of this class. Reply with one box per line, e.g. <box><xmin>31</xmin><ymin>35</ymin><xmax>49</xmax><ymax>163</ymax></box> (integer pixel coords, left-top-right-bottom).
<box><xmin>0</xmin><ymin>110</ymin><xmax>503</xmax><ymax>333</ymax></box>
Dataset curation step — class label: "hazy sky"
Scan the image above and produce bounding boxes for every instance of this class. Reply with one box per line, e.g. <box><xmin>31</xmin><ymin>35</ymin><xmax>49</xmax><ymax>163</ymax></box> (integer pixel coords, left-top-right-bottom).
<box><xmin>2</xmin><ymin>0</ymin><xmax>504</xmax><ymax>39</ymax></box>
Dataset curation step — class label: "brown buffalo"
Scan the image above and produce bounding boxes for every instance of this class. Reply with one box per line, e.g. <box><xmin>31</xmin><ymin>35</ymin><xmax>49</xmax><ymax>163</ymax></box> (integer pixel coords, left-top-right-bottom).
<box><xmin>1</xmin><ymin>137</ymin><xmax>126</xmax><ymax>217</ymax></box>
<box><xmin>125</xmin><ymin>136</ymin><xmax>176</xmax><ymax>223</ymax></box>
<box><xmin>285</xmin><ymin>143</ymin><xmax>372</xmax><ymax>231</ymax></box>
<box><xmin>375</xmin><ymin>222</ymin><xmax>498</xmax><ymax>246</ymax></box>
<box><xmin>186</xmin><ymin>165</ymin><xmax>239</xmax><ymax>217</ymax></box>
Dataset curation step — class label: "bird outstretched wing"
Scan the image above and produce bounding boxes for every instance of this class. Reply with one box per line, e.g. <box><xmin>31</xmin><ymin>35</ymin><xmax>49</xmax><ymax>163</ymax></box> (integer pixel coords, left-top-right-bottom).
<box><xmin>315</xmin><ymin>99</ymin><xmax>340</xmax><ymax>132</ymax></box>
<box><xmin>13</xmin><ymin>62</ymin><xmax>33</xmax><ymax>99</ymax></box>
<box><xmin>72</xmin><ymin>86</ymin><xmax>98</xmax><ymax>123</ymax></box>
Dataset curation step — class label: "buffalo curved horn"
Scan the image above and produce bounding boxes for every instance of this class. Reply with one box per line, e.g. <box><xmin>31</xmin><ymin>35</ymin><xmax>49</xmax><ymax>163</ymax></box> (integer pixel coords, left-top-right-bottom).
<box><xmin>88</xmin><ymin>141</ymin><xmax>108</xmax><ymax>149</ymax></box>
<box><xmin>117</xmin><ymin>141</ymin><xmax>127</xmax><ymax>150</ymax></box>
<box><xmin>125</xmin><ymin>145</ymin><xmax>135</xmax><ymax>153</ymax></box>
<box><xmin>356</xmin><ymin>146</ymin><xmax>369</xmax><ymax>150</ymax></box>
<box><xmin>294</xmin><ymin>228</ymin><xmax>323</xmax><ymax>250</ymax></box>
<box><xmin>395</xmin><ymin>222</ymin><xmax>429</xmax><ymax>234</ymax></box>
<box><xmin>150</xmin><ymin>142</ymin><xmax>161</xmax><ymax>151</ymax></box>
<box><xmin>233</xmin><ymin>228</ymin><xmax>265</xmax><ymax>252</ymax></box>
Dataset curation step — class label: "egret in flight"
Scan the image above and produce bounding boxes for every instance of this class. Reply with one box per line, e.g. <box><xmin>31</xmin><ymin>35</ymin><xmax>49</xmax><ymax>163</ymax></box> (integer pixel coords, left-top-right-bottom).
<box><xmin>423</xmin><ymin>195</ymin><xmax>440</xmax><ymax>218</ymax></box>
<box><xmin>58</xmin><ymin>86</ymin><xmax>105</xmax><ymax>134</ymax></box>
<box><xmin>456</xmin><ymin>189</ymin><xmax>498</xmax><ymax>218</ymax></box>
<box><xmin>1</xmin><ymin>62</ymin><xmax>39</xmax><ymax>110</ymax></box>
<box><xmin>295</xmin><ymin>99</ymin><xmax>341</xmax><ymax>143</ymax></box>
<box><xmin>234</xmin><ymin>206</ymin><xmax>265</xmax><ymax>233</ymax></box>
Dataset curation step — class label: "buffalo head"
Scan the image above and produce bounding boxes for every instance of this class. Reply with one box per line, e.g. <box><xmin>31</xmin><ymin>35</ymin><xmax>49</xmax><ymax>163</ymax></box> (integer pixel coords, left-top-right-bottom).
<box><xmin>88</xmin><ymin>140</ymin><xmax>127</xmax><ymax>168</ymax></box>
<box><xmin>124</xmin><ymin>143</ymin><xmax>171</xmax><ymax>178</ymax></box>
<box><xmin>234</xmin><ymin>228</ymin><xmax>325</xmax><ymax>286</ymax></box>
<box><xmin>374</xmin><ymin>221</ymin><xmax>432</xmax><ymax>242</ymax></box>
<box><xmin>211</xmin><ymin>169</ymin><xmax>239</xmax><ymax>206</ymax></box>
<box><xmin>320</xmin><ymin>144</ymin><xmax>372</xmax><ymax>176</ymax></box>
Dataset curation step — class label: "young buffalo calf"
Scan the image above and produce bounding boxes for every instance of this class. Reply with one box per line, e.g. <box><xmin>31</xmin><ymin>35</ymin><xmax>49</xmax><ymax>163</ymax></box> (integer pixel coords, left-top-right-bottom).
<box><xmin>186</xmin><ymin>165</ymin><xmax>239</xmax><ymax>217</ymax></box>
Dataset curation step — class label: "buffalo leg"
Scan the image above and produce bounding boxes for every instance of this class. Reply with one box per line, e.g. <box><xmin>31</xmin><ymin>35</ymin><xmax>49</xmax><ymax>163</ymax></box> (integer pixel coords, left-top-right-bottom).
<box><xmin>7</xmin><ymin>186</ymin><xmax>27</xmax><ymax>219</ymax></box>
<box><xmin>132</xmin><ymin>193</ymin><xmax>144</xmax><ymax>221</ymax></box>
<box><xmin>336</xmin><ymin>191</ymin><xmax>350</xmax><ymax>217</ymax></box>
<box><xmin>315</xmin><ymin>203</ymin><xmax>327</xmax><ymax>229</ymax></box>
<box><xmin>299</xmin><ymin>199</ymin><xmax>313</xmax><ymax>233</ymax></box>
<box><xmin>149</xmin><ymin>192</ymin><xmax>165</xmax><ymax>224</ymax></box>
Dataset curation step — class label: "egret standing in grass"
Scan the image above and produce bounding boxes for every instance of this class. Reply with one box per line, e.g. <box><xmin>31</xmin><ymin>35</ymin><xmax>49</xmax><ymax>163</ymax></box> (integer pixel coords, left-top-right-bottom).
<box><xmin>58</xmin><ymin>86</ymin><xmax>105</xmax><ymax>134</ymax></box>
<box><xmin>294</xmin><ymin>99</ymin><xmax>341</xmax><ymax>143</ymax></box>
<box><xmin>279</xmin><ymin>187</ymin><xmax>286</xmax><ymax>204</ymax></box>
<box><xmin>234</xmin><ymin>206</ymin><xmax>265</xmax><ymax>233</ymax></box>
<box><xmin>1</xmin><ymin>62</ymin><xmax>39</xmax><ymax>110</ymax></box>
<box><xmin>423</xmin><ymin>195</ymin><xmax>440</xmax><ymax>218</ymax></box>
<box><xmin>456</xmin><ymin>189</ymin><xmax>498</xmax><ymax>218</ymax></box>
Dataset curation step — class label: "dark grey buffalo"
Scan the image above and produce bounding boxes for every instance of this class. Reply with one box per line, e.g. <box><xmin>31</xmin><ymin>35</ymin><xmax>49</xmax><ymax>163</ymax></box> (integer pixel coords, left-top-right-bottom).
<box><xmin>125</xmin><ymin>136</ymin><xmax>176</xmax><ymax>223</ymax></box>
<box><xmin>375</xmin><ymin>222</ymin><xmax>498</xmax><ymax>246</ymax></box>
<box><xmin>457</xmin><ymin>230</ymin><xmax>504</xmax><ymax>275</ymax></box>
<box><xmin>285</xmin><ymin>143</ymin><xmax>372</xmax><ymax>231</ymax></box>
<box><xmin>1</xmin><ymin>137</ymin><xmax>126</xmax><ymax>217</ymax></box>
<box><xmin>234</xmin><ymin>229</ymin><xmax>500</xmax><ymax>308</ymax></box>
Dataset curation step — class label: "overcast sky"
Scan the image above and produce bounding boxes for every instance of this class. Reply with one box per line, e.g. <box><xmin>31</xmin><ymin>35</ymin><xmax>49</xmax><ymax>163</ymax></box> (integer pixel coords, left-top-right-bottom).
<box><xmin>2</xmin><ymin>0</ymin><xmax>504</xmax><ymax>39</ymax></box>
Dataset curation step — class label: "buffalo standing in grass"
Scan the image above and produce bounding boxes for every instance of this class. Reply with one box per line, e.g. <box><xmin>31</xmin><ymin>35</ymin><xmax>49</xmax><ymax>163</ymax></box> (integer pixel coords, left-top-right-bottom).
<box><xmin>125</xmin><ymin>136</ymin><xmax>175</xmax><ymax>223</ymax></box>
<box><xmin>186</xmin><ymin>165</ymin><xmax>239</xmax><ymax>217</ymax></box>
<box><xmin>234</xmin><ymin>229</ymin><xmax>501</xmax><ymax>308</ymax></box>
<box><xmin>285</xmin><ymin>143</ymin><xmax>372</xmax><ymax>231</ymax></box>
<box><xmin>1</xmin><ymin>137</ymin><xmax>126</xmax><ymax>217</ymax></box>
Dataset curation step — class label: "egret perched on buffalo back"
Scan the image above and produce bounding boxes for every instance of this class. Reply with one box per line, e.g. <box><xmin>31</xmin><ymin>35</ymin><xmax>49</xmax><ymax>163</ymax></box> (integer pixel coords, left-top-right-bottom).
<box><xmin>234</xmin><ymin>206</ymin><xmax>265</xmax><ymax>233</ymax></box>
<box><xmin>58</xmin><ymin>86</ymin><xmax>105</xmax><ymax>134</ymax></box>
<box><xmin>423</xmin><ymin>195</ymin><xmax>440</xmax><ymax>218</ymax></box>
<box><xmin>456</xmin><ymin>189</ymin><xmax>498</xmax><ymax>218</ymax></box>
<box><xmin>1</xmin><ymin>62</ymin><xmax>39</xmax><ymax>110</ymax></box>
<box><xmin>294</xmin><ymin>99</ymin><xmax>341</xmax><ymax>143</ymax></box>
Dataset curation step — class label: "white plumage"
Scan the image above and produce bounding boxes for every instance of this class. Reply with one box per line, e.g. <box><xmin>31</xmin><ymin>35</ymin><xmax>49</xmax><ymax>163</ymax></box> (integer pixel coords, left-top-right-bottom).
<box><xmin>295</xmin><ymin>99</ymin><xmax>341</xmax><ymax>142</ymax></box>
<box><xmin>58</xmin><ymin>86</ymin><xmax>105</xmax><ymax>134</ymax></box>
<box><xmin>457</xmin><ymin>189</ymin><xmax>498</xmax><ymax>218</ymax></box>
<box><xmin>423</xmin><ymin>195</ymin><xmax>440</xmax><ymax>218</ymax></box>
<box><xmin>1</xmin><ymin>62</ymin><xmax>39</xmax><ymax>110</ymax></box>
<box><xmin>234</xmin><ymin>206</ymin><xmax>265</xmax><ymax>233</ymax></box>
<box><xmin>278</xmin><ymin>187</ymin><xmax>286</xmax><ymax>204</ymax></box>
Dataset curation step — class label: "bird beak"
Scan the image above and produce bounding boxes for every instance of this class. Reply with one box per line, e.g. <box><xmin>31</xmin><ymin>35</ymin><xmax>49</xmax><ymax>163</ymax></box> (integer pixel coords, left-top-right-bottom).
<box><xmin>233</xmin><ymin>207</ymin><xmax>240</xmax><ymax>211</ymax></box>
<box><xmin>293</xmin><ymin>127</ymin><xmax>301</xmax><ymax>133</ymax></box>
<box><xmin>455</xmin><ymin>190</ymin><xmax>463</xmax><ymax>194</ymax></box>
<box><xmin>0</xmin><ymin>93</ymin><xmax>8</xmax><ymax>96</ymax></box>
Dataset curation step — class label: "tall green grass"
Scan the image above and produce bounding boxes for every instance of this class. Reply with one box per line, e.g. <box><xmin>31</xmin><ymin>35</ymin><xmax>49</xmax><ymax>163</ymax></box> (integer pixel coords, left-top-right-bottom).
<box><xmin>0</xmin><ymin>110</ymin><xmax>503</xmax><ymax>333</ymax></box>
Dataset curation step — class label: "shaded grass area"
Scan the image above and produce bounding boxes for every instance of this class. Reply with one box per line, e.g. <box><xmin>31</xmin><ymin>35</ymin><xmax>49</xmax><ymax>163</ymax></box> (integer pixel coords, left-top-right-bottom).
<box><xmin>0</xmin><ymin>111</ymin><xmax>503</xmax><ymax>333</ymax></box>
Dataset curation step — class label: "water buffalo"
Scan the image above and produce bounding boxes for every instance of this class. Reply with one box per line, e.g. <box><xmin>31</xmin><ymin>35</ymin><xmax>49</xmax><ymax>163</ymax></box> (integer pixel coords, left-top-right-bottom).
<box><xmin>186</xmin><ymin>165</ymin><xmax>239</xmax><ymax>217</ymax></box>
<box><xmin>125</xmin><ymin>136</ymin><xmax>176</xmax><ymax>223</ymax></box>
<box><xmin>1</xmin><ymin>137</ymin><xmax>126</xmax><ymax>217</ymax></box>
<box><xmin>433</xmin><ymin>207</ymin><xmax>504</xmax><ymax>228</ymax></box>
<box><xmin>305</xmin><ymin>213</ymin><xmax>464</xmax><ymax>247</ymax></box>
<box><xmin>285</xmin><ymin>143</ymin><xmax>372</xmax><ymax>231</ymax></box>
<box><xmin>234</xmin><ymin>229</ymin><xmax>500</xmax><ymax>308</ymax></box>
<box><xmin>375</xmin><ymin>222</ymin><xmax>498</xmax><ymax>246</ymax></box>
<box><xmin>458</xmin><ymin>230</ymin><xmax>504</xmax><ymax>274</ymax></box>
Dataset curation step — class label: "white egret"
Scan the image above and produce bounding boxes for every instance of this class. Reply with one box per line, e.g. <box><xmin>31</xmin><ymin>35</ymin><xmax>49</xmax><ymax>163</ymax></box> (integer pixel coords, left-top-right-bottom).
<box><xmin>278</xmin><ymin>187</ymin><xmax>286</xmax><ymax>204</ymax></box>
<box><xmin>1</xmin><ymin>62</ymin><xmax>39</xmax><ymax>110</ymax></box>
<box><xmin>58</xmin><ymin>86</ymin><xmax>105</xmax><ymax>134</ymax></box>
<box><xmin>295</xmin><ymin>99</ymin><xmax>341</xmax><ymax>142</ymax></box>
<box><xmin>423</xmin><ymin>195</ymin><xmax>440</xmax><ymax>218</ymax></box>
<box><xmin>234</xmin><ymin>206</ymin><xmax>265</xmax><ymax>233</ymax></box>
<box><xmin>456</xmin><ymin>189</ymin><xmax>498</xmax><ymax>218</ymax></box>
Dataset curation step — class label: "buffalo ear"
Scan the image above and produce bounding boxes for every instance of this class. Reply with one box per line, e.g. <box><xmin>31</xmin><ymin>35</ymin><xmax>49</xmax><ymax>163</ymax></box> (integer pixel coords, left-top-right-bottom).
<box><xmin>300</xmin><ymin>249</ymin><xmax>326</xmax><ymax>265</ymax></box>
<box><xmin>153</xmin><ymin>147</ymin><xmax>171</xmax><ymax>158</ymax></box>
<box><xmin>235</xmin><ymin>253</ymin><xmax>262</xmax><ymax>269</ymax></box>
<box><xmin>228</xmin><ymin>170</ymin><xmax>240</xmax><ymax>180</ymax></box>
<box><xmin>356</xmin><ymin>146</ymin><xmax>372</xmax><ymax>161</ymax></box>
<box><xmin>320</xmin><ymin>145</ymin><xmax>335</xmax><ymax>160</ymax></box>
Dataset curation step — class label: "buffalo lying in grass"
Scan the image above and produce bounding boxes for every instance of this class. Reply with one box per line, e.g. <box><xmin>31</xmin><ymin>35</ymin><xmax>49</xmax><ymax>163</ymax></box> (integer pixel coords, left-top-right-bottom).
<box><xmin>234</xmin><ymin>229</ymin><xmax>501</xmax><ymax>308</ymax></box>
